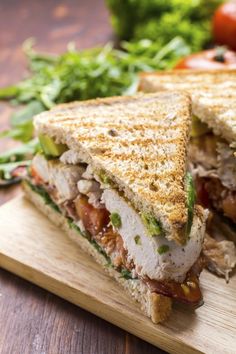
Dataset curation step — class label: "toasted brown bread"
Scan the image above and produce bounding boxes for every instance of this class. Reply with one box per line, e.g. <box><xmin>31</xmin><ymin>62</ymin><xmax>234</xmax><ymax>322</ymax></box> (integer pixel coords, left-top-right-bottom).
<box><xmin>34</xmin><ymin>92</ymin><xmax>192</xmax><ymax>244</ymax></box>
<box><xmin>139</xmin><ymin>69</ymin><xmax>236</xmax><ymax>144</ymax></box>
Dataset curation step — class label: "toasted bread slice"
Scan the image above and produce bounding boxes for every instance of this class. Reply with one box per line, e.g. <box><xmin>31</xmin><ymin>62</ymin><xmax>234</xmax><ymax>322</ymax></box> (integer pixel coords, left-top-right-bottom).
<box><xmin>23</xmin><ymin>181</ymin><xmax>172</xmax><ymax>323</ymax></box>
<box><xmin>139</xmin><ymin>69</ymin><xmax>236</xmax><ymax>143</ymax></box>
<box><xmin>34</xmin><ymin>92</ymin><xmax>192</xmax><ymax>244</ymax></box>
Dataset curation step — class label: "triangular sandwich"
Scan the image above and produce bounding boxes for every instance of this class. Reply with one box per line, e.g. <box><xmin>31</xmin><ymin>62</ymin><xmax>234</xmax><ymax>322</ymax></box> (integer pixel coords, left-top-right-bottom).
<box><xmin>23</xmin><ymin>92</ymin><xmax>207</xmax><ymax>323</ymax></box>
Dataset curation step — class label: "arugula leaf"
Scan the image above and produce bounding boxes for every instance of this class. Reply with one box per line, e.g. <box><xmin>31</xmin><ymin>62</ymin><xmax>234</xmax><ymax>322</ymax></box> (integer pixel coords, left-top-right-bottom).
<box><xmin>0</xmin><ymin>120</ymin><xmax>34</xmax><ymax>142</ymax></box>
<box><xmin>0</xmin><ymin>37</ymin><xmax>190</xmax><ymax>186</ymax></box>
<box><xmin>0</xmin><ymin>160</ymin><xmax>31</xmax><ymax>181</ymax></box>
<box><xmin>0</xmin><ymin>85</ymin><xmax>20</xmax><ymax>99</ymax></box>
<box><xmin>90</xmin><ymin>239</ymin><xmax>112</xmax><ymax>264</ymax></box>
<box><xmin>10</xmin><ymin>100</ymin><xmax>45</xmax><ymax>127</ymax></box>
<box><xmin>120</xmin><ymin>268</ymin><xmax>133</xmax><ymax>280</ymax></box>
<box><xmin>67</xmin><ymin>219</ymin><xmax>111</xmax><ymax>264</ymax></box>
<box><xmin>0</xmin><ymin>38</ymin><xmax>190</xmax><ymax>108</ymax></box>
<box><xmin>26</xmin><ymin>181</ymin><xmax>61</xmax><ymax>213</ymax></box>
<box><xmin>0</xmin><ymin>101</ymin><xmax>45</xmax><ymax>142</ymax></box>
<box><xmin>0</xmin><ymin>139</ymin><xmax>40</xmax><ymax>163</ymax></box>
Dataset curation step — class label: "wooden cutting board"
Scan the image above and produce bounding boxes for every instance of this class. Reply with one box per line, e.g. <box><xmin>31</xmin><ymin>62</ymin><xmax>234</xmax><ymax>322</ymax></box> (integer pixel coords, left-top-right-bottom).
<box><xmin>0</xmin><ymin>197</ymin><xmax>235</xmax><ymax>354</ymax></box>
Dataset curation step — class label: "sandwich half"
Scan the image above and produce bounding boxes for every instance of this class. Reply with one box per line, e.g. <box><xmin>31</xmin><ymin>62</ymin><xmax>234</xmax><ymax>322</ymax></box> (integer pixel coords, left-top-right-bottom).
<box><xmin>23</xmin><ymin>92</ymin><xmax>207</xmax><ymax>323</ymax></box>
<box><xmin>139</xmin><ymin>69</ymin><xmax>236</xmax><ymax>279</ymax></box>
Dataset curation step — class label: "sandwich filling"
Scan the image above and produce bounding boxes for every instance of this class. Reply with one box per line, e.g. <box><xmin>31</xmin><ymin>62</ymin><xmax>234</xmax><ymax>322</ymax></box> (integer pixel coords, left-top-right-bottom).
<box><xmin>190</xmin><ymin>132</ymin><xmax>236</xmax><ymax>223</ymax></box>
<box><xmin>26</xmin><ymin>138</ymin><xmax>207</xmax><ymax>307</ymax></box>
<box><xmin>189</xmin><ymin>121</ymin><xmax>236</xmax><ymax>280</ymax></box>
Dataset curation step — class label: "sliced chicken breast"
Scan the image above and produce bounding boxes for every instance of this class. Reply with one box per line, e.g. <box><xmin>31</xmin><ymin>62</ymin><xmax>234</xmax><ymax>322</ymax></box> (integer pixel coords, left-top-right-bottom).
<box><xmin>102</xmin><ymin>189</ymin><xmax>206</xmax><ymax>282</ymax></box>
<box><xmin>32</xmin><ymin>154</ymin><xmax>85</xmax><ymax>201</ymax></box>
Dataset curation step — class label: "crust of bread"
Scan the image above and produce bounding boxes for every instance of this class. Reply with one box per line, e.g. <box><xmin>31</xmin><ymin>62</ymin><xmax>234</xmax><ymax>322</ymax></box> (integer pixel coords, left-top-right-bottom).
<box><xmin>23</xmin><ymin>181</ymin><xmax>172</xmax><ymax>323</ymax></box>
<box><xmin>34</xmin><ymin>92</ymin><xmax>192</xmax><ymax>244</ymax></box>
<box><xmin>139</xmin><ymin>70</ymin><xmax>236</xmax><ymax>143</ymax></box>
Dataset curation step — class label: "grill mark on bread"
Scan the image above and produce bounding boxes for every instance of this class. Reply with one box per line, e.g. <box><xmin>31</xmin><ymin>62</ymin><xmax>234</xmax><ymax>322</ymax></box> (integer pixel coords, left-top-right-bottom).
<box><xmin>46</xmin><ymin>119</ymin><xmax>184</xmax><ymax>132</ymax></box>
<box><xmin>34</xmin><ymin>92</ymin><xmax>192</xmax><ymax>244</ymax></box>
<box><xmin>139</xmin><ymin>69</ymin><xmax>236</xmax><ymax>143</ymax></box>
<box><xmin>126</xmin><ymin>168</ymin><xmax>184</xmax><ymax>182</ymax></box>
<box><xmin>103</xmin><ymin>165</ymin><xmax>184</xmax><ymax>181</ymax></box>
<box><xmin>141</xmin><ymin>190</ymin><xmax>186</xmax><ymax>204</ymax></box>
<box><xmin>97</xmin><ymin>151</ymin><xmax>179</xmax><ymax>164</ymax></box>
<box><xmin>76</xmin><ymin>134</ymin><xmax>184</xmax><ymax>147</ymax></box>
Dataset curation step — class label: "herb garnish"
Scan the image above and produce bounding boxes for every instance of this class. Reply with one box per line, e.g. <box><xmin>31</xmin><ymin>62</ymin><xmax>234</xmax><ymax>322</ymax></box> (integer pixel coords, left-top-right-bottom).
<box><xmin>110</xmin><ymin>212</ymin><xmax>122</xmax><ymax>229</ymax></box>
<box><xmin>141</xmin><ymin>212</ymin><xmax>162</xmax><ymax>237</ymax></box>
<box><xmin>157</xmin><ymin>245</ymin><xmax>170</xmax><ymax>255</ymax></box>
<box><xmin>26</xmin><ymin>181</ymin><xmax>60</xmax><ymax>213</ymax></box>
<box><xmin>120</xmin><ymin>268</ymin><xmax>133</xmax><ymax>280</ymax></box>
<box><xmin>134</xmin><ymin>235</ymin><xmax>141</xmax><ymax>245</ymax></box>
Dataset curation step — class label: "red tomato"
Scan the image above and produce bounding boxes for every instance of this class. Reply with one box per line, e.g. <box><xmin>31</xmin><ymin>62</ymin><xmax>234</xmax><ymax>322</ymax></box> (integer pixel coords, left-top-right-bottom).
<box><xmin>74</xmin><ymin>195</ymin><xmax>110</xmax><ymax>236</ymax></box>
<box><xmin>174</xmin><ymin>48</ymin><xmax>236</xmax><ymax>70</ymax></box>
<box><xmin>31</xmin><ymin>166</ymin><xmax>44</xmax><ymax>184</ymax></box>
<box><xmin>213</xmin><ymin>1</ymin><xmax>236</xmax><ymax>51</ymax></box>
<box><xmin>222</xmin><ymin>193</ymin><xmax>236</xmax><ymax>222</ymax></box>
<box><xmin>195</xmin><ymin>177</ymin><xmax>210</xmax><ymax>208</ymax></box>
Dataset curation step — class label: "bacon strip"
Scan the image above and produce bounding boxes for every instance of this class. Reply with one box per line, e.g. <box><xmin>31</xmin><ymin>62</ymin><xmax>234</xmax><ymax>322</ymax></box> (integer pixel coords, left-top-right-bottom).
<box><xmin>144</xmin><ymin>257</ymin><xmax>204</xmax><ymax>307</ymax></box>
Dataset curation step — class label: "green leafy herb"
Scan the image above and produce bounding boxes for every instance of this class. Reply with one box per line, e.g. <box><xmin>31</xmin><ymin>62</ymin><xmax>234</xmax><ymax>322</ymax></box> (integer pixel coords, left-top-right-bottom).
<box><xmin>106</xmin><ymin>0</ymin><xmax>223</xmax><ymax>51</ymax></box>
<box><xmin>157</xmin><ymin>245</ymin><xmax>170</xmax><ymax>255</ymax></box>
<box><xmin>67</xmin><ymin>219</ymin><xmax>111</xmax><ymax>264</ymax></box>
<box><xmin>110</xmin><ymin>212</ymin><xmax>122</xmax><ymax>228</ymax></box>
<box><xmin>0</xmin><ymin>85</ymin><xmax>20</xmax><ymax>99</ymax></box>
<box><xmin>98</xmin><ymin>170</ymin><xmax>112</xmax><ymax>185</ymax></box>
<box><xmin>134</xmin><ymin>235</ymin><xmax>141</xmax><ymax>245</ymax></box>
<box><xmin>0</xmin><ymin>37</ymin><xmax>190</xmax><ymax>185</ymax></box>
<box><xmin>185</xmin><ymin>172</ymin><xmax>196</xmax><ymax>235</ymax></box>
<box><xmin>0</xmin><ymin>101</ymin><xmax>45</xmax><ymax>142</ymax></box>
<box><xmin>0</xmin><ymin>139</ymin><xmax>40</xmax><ymax>164</ymax></box>
<box><xmin>141</xmin><ymin>212</ymin><xmax>162</xmax><ymax>236</ymax></box>
<box><xmin>90</xmin><ymin>239</ymin><xmax>111</xmax><ymax>265</ymax></box>
<box><xmin>26</xmin><ymin>181</ymin><xmax>61</xmax><ymax>213</ymax></box>
<box><xmin>0</xmin><ymin>38</ymin><xmax>190</xmax><ymax>109</ymax></box>
<box><xmin>120</xmin><ymin>268</ymin><xmax>133</xmax><ymax>280</ymax></box>
<box><xmin>68</xmin><ymin>219</ymin><xmax>84</xmax><ymax>235</ymax></box>
<box><xmin>67</xmin><ymin>219</ymin><xmax>91</xmax><ymax>240</ymax></box>
<box><xmin>0</xmin><ymin>160</ymin><xmax>31</xmax><ymax>182</ymax></box>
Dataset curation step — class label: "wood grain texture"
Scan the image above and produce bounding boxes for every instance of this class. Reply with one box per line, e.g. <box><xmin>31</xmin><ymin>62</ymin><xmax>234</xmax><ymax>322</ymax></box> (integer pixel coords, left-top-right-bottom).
<box><xmin>0</xmin><ymin>0</ymin><xmax>166</xmax><ymax>353</ymax></box>
<box><xmin>0</xmin><ymin>271</ymin><xmax>161</xmax><ymax>354</ymax></box>
<box><xmin>0</xmin><ymin>197</ymin><xmax>236</xmax><ymax>354</ymax></box>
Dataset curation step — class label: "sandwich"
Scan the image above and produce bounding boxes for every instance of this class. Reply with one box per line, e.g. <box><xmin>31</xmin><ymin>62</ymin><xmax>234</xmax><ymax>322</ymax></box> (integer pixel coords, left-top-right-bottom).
<box><xmin>139</xmin><ymin>69</ymin><xmax>236</xmax><ymax>279</ymax></box>
<box><xmin>23</xmin><ymin>92</ymin><xmax>207</xmax><ymax>323</ymax></box>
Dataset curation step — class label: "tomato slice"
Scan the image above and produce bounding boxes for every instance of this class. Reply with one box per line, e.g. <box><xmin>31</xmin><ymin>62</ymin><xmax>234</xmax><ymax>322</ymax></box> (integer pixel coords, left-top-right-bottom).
<box><xmin>174</xmin><ymin>48</ymin><xmax>236</xmax><ymax>70</ymax></box>
<box><xmin>222</xmin><ymin>193</ymin><xmax>236</xmax><ymax>222</ymax></box>
<box><xmin>31</xmin><ymin>166</ymin><xmax>44</xmax><ymax>185</ymax></box>
<box><xmin>213</xmin><ymin>2</ymin><xmax>236</xmax><ymax>51</ymax></box>
<box><xmin>74</xmin><ymin>195</ymin><xmax>110</xmax><ymax>236</ymax></box>
<box><xmin>71</xmin><ymin>193</ymin><xmax>204</xmax><ymax>306</ymax></box>
<box><xmin>195</xmin><ymin>177</ymin><xmax>210</xmax><ymax>208</ymax></box>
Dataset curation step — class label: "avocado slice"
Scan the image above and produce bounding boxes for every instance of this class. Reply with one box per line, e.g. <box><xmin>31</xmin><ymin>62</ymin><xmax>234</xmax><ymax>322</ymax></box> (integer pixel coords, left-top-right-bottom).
<box><xmin>191</xmin><ymin>116</ymin><xmax>209</xmax><ymax>138</ymax></box>
<box><xmin>141</xmin><ymin>212</ymin><xmax>162</xmax><ymax>237</ymax></box>
<box><xmin>39</xmin><ymin>134</ymin><xmax>67</xmax><ymax>157</ymax></box>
